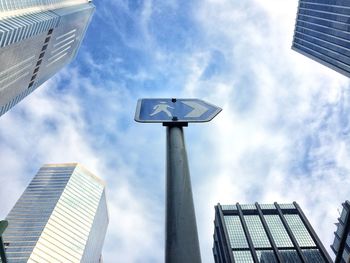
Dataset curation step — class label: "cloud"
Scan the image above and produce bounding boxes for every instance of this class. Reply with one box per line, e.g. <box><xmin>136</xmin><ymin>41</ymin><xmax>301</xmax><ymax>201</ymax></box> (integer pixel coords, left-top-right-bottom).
<box><xmin>186</xmin><ymin>0</ymin><xmax>350</xmax><ymax>260</ymax></box>
<box><xmin>1</xmin><ymin>0</ymin><xmax>350</xmax><ymax>262</ymax></box>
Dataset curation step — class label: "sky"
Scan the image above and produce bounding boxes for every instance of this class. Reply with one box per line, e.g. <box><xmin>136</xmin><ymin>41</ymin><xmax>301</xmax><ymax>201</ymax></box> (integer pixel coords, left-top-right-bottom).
<box><xmin>1</xmin><ymin>0</ymin><xmax>350</xmax><ymax>262</ymax></box>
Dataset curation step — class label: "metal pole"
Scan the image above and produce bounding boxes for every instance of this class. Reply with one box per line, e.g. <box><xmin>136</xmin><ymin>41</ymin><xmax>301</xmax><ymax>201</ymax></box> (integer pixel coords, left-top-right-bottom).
<box><xmin>0</xmin><ymin>236</ymin><xmax>7</xmax><ymax>263</ymax></box>
<box><xmin>0</xmin><ymin>220</ymin><xmax>8</xmax><ymax>263</ymax></box>
<box><xmin>165</xmin><ymin>124</ymin><xmax>201</xmax><ymax>263</ymax></box>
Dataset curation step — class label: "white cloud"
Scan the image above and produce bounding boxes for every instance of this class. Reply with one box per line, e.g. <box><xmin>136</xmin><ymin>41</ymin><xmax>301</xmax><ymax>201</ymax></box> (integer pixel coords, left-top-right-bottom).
<box><xmin>184</xmin><ymin>0</ymin><xmax>350</xmax><ymax>260</ymax></box>
<box><xmin>2</xmin><ymin>0</ymin><xmax>350</xmax><ymax>262</ymax></box>
<box><xmin>0</xmin><ymin>64</ymin><xmax>166</xmax><ymax>262</ymax></box>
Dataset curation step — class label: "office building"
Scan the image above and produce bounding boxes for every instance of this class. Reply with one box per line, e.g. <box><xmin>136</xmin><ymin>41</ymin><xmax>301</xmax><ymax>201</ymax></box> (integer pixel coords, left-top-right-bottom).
<box><xmin>331</xmin><ymin>200</ymin><xmax>350</xmax><ymax>263</ymax></box>
<box><xmin>213</xmin><ymin>202</ymin><xmax>332</xmax><ymax>263</ymax></box>
<box><xmin>292</xmin><ymin>0</ymin><xmax>350</xmax><ymax>77</ymax></box>
<box><xmin>0</xmin><ymin>1</ymin><xmax>94</xmax><ymax>116</ymax></box>
<box><xmin>1</xmin><ymin>163</ymin><xmax>108</xmax><ymax>262</ymax></box>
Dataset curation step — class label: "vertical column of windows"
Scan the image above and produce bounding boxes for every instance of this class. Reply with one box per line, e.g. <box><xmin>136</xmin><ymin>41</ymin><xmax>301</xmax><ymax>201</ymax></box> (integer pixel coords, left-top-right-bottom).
<box><xmin>244</xmin><ymin>214</ymin><xmax>278</xmax><ymax>263</ymax></box>
<box><xmin>236</xmin><ymin>204</ymin><xmax>259</xmax><ymax>262</ymax></box>
<box><xmin>28</xmin><ymin>28</ymin><xmax>53</xmax><ymax>88</ymax></box>
<box><xmin>213</xmin><ymin>205</ymin><xmax>235</xmax><ymax>263</ymax></box>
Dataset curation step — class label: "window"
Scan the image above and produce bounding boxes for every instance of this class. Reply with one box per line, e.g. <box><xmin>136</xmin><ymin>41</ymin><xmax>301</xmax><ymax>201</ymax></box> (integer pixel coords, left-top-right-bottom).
<box><xmin>244</xmin><ymin>215</ymin><xmax>271</xmax><ymax>248</ymax></box>
<box><xmin>232</xmin><ymin>251</ymin><xmax>253</xmax><ymax>263</ymax></box>
<box><xmin>284</xmin><ymin>214</ymin><xmax>315</xmax><ymax>247</ymax></box>
<box><xmin>264</xmin><ymin>215</ymin><xmax>294</xmax><ymax>247</ymax></box>
<box><xmin>224</xmin><ymin>216</ymin><xmax>249</xmax><ymax>248</ymax></box>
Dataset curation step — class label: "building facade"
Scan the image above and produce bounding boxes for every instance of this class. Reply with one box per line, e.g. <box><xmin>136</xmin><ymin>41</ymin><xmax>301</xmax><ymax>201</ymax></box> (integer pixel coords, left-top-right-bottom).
<box><xmin>1</xmin><ymin>163</ymin><xmax>108</xmax><ymax>262</ymax></box>
<box><xmin>331</xmin><ymin>200</ymin><xmax>350</xmax><ymax>263</ymax></box>
<box><xmin>0</xmin><ymin>1</ymin><xmax>94</xmax><ymax>116</ymax></box>
<box><xmin>213</xmin><ymin>202</ymin><xmax>332</xmax><ymax>263</ymax></box>
<box><xmin>292</xmin><ymin>0</ymin><xmax>350</xmax><ymax>77</ymax></box>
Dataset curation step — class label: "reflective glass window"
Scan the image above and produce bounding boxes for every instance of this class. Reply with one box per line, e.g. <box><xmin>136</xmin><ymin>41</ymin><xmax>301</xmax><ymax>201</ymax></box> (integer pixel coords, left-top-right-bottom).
<box><xmin>224</xmin><ymin>216</ymin><xmax>249</xmax><ymax>248</ymax></box>
<box><xmin>232</xmin><ymin>251</ymin><xmax>253</xmax><ymax>263</ymax></box>
<box><xmin>244</xmin><ymin>215</ymin><xmax>271</xmax><ymax>248</ymax></box>
<box><xmin>257</xmin><ymin>250</ymin><xmax>277</xmax><ymax>263</ymax></box>
<box><xmin>284</xmin><ymin>214</ymin><xmax>315</xmax><ymax>247</ymax></box>
<box><xmin>264</xmin><ymin>215</ymin><xmax>293</xmax><ymax>247</ymax></box>
<box><xmin>302</xmin><ymin>249</ymin><xmax>325</xmax><ymax>263</ymax></box>
<box><xmin>280</xmin><ymin>249</ymin><xmax>302</xmax><ymax>263</ymax></box>
<box><xmin>221</xmin><ymin>205</ymin><xmax>237</xmax><ymax>211</ymax></box>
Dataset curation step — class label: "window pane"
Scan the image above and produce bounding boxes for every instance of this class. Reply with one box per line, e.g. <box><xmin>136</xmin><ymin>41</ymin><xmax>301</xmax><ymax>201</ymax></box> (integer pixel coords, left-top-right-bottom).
<box><xmin>244</xmin><ymin>215</ymin><xmax>271</xmax><ymax>248</ymax></box>
<box><xmin>302</xmin><ymin>249</ymin><xmax>325</xmax><ymax>263</ymax></box>
<box><xmin>284</xmin><ymin>214</ymin><xmax>315</xmax><ymax>247</ymax></box>
<box><xmin>224</xmin><ymin>216</ymin><xmax>249</xmax><ymax>248</ymax></box>
<box><xmin>264</xmin><ymin>215</ymin><xmax>293</xmax><ymax>247</ymax></box>
<box><xmin>258</xmin><ymin>250</ymin><xmax>278</xmax><ymax>263</ymax></box>
<box><xmin>280</xmin><ymin>249</ymin><xmax>302</xmax><ymax>262</ymax></box>
<box><xmin>232</xmin><ymin>251</ymin><xmax>253</xmax><ymax>263</ymax></box>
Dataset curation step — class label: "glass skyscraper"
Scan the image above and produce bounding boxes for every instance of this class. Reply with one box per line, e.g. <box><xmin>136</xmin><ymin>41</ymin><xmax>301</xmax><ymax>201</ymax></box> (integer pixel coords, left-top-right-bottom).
<box><xmin>213</xmin><ymin>202</ymin><xmax>332</xmax><ymax>263</ymax></box>
<box><xmin>292</xmin><ymin>0</ymin><xmax>350</xmax><ymax>77</ymax></box>
<box><xmin>331</xmin><ymin>200</ymin><xmax>350</xmax><ymax>263</ymax></box>
<box><xmin>1</xmin><ymin>163</ymin><xmax>108</xmax><ymax>262</ymax></box>
<box><xmin>0</xmin><ymin>1</ymin><xmax>94</xmax><ymax>116</ymax></box>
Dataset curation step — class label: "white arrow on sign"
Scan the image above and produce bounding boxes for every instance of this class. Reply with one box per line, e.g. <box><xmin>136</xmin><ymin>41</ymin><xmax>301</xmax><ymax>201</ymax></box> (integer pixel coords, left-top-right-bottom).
<box><xmin>182</xmin><ymin>101</ymin><xmax>209</xmax><ymax>118</ymax></box>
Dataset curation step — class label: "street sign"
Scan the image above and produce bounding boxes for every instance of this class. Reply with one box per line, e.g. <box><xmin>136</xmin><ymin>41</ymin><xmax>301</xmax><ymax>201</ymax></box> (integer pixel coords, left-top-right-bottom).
<box><xmin>135</xmin><ymin>98</ymin><xmax>222</xmax><ymax>123</ymax></box>
<box><xmin>0</xmin><ymin>221</ymin><xmax>8</xmax><ymax>236</ymax></box>
<box><xmin>134</xmin><ymin>98</ymin><xmax>222</xmax><ymax>262</ymax></box>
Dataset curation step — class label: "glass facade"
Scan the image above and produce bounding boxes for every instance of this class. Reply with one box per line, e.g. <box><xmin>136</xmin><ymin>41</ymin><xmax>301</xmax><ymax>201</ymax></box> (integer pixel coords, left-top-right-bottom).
<box><xmin>0</xmin><ymin>1</ymin><xmax>94</xmax><ymax>117</ymax></box>
<box><xmin>331</xmin><ymin>200</ymin><xmax>350</xmax><ymax>263</ymax></box>
<box><xmin>1</xmin><ymin>163</ymin><xmax>108</xmax><ymax>263</ymax></box>
<box><xmin>213</xmin><ymin>202</ymin><xmax>332</xmax><ymax>263</ymax></box>
<box><xmin>292</xmin><ymin>0</ymin><xmax>350</xmax><ymax>77</ymax></box>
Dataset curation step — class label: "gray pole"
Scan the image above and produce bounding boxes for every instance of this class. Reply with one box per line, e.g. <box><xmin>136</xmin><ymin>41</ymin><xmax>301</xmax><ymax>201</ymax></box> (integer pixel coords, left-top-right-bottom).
<box><xmin>0</xmin><ymin>220</ymin><xmax>8</xmax><ymax>263</ymax></box>
<box><xmin>165</xmin><ymin>124</ymin><xmax>201</xmax><ymax>263</ymax></box>
<box><xmin>0</xmin><ymin>236</ymin><xmax>7</xmax><ymax>263</ymax></box>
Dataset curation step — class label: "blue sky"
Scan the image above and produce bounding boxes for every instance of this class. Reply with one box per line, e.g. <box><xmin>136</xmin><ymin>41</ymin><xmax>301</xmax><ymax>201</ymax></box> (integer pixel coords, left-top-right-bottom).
<box><xmin>1</xmin><ymin>0</ymin><xmax>350</xmax><ymax>262</ymax></box>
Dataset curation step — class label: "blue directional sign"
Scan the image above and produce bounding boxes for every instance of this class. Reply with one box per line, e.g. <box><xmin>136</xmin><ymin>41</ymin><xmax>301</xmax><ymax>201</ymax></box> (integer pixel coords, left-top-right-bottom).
<box><xmin>135</xmin><ymin>98</ymin><xmax>222</xmax><ymax>123</ymax></box>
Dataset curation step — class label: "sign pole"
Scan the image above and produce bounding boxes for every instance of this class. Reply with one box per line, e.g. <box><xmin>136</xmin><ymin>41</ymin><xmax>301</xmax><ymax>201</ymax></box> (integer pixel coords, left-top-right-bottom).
<box><xmin>0</xmin><ymin>236</ymin><xmax>7</xmax><ymax>263</ymax></box>
<box><xmin>0</xmin><ymin>220</ymin><xmax>8</xmax><ymax>263</ymax></box>
<box><xmin>165</xmin><ymin>123</ymin><xmax>201</xmax><ymax>263</ymax></box>
<box><xmin>135</xmin><ymin>97</ymin><xmax>221</xmax><ymax>263</ymax></box>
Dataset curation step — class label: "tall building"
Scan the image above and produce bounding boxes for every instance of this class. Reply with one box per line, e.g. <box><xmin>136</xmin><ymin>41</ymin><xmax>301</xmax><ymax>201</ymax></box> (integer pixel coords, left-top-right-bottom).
<box><xmin>0</xmin><ymin>1</ymin><xmax>94</xmax><ymax>116</ymax></box>
<box><xmin>331</xmin><ymin>200</ymin><xmax>350</xmax><ymax>263</ymax></box>
<box><xmin>1</xmin><ymin>163</ymin><xmax>108</xmax><ymax>262</ymax></box>
<box><xmin>292</xmin><ymin>0</ymin><xmax>350</xmax><ymax>77</ymax></box>
<box><xmin>213</xmin><ymin>202</ymin><xmax>332</xmax><ymax>263</ymax></box>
